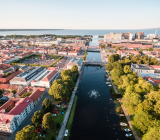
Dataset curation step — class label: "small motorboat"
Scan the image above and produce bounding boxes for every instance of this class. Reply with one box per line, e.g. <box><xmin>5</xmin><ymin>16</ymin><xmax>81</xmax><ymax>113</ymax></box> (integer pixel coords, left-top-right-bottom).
<box><xmin>120</xmin><ymin>122</ymin><xmax>127</xmax><ymax>126</ymax></box>
<box><xmin>108</xmin><ymin>85</ymin><xmax>112</xmax><ymax>86</ymax></box>
<box><xmin>106</xmin><ymin>82</ymin><xmax>110</xmax><ymax>84</ymax></box>
<box><xmin>110</xmin><ymin>98</ymin><xmax>112</xmax><ymax>100</ymax></box>
<box><xmin>124</xmin><ymin>129</ymin><xmax>131</xmax><ymax>132</ymax></box>
<box><xmin>125</xmin><ymin>133</ymin><xmax>132</xmax><ymax>137</ymax></box>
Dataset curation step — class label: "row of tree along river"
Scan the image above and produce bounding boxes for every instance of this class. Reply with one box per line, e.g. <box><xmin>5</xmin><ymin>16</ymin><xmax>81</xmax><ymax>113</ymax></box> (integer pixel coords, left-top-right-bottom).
<box><xmin>69</xmin><ymin>51</ymin><xmax>128</xmax><ymax>140</ymax></box>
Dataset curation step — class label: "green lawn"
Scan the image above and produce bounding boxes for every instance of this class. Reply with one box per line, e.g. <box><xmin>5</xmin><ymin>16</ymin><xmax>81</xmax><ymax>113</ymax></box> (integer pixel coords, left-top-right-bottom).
<box><xmin>44</xmin><ymin>104</ymin><xmax>68</xmax><ymax>140</ymax></box>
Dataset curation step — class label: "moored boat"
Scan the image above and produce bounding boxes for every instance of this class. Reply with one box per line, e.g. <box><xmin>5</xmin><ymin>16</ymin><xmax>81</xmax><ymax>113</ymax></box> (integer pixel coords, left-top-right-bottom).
<box><xmin>120</xmin><ymin>122</ymin><xmax>127</xmax><ymax>126</ymax></box>
<box><xmin>125</xmin><ymin>133</ymin><xmax>132</xmax><ymax>137</ymax></box>
<box><xmin>124</xmin><ymin>129</ymin><xmax>131</xmax><ymax>132</ymax></box>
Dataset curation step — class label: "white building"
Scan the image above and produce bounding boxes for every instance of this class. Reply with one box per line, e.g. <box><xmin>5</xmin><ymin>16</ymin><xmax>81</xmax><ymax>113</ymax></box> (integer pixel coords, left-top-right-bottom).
<box><xmin>10</xmin><ymin>67</ymin><xmax>46</xmax><ymax>86</ymax></box>
<box><xmin>58</xmin><ymin>51</ymin><xmax>68</xmax><ymax>55</ymax></box>
<box><xmin>67</xmin><ymin>58</ymin><xmax>83</xmax><ymax>71</ymax></box>
<box><xmin>31</xmin><ymin>69</ymin><xmax>60</xmax><ymax>88</ymax></box>
<box><xmin>131</xmin><ymin>64</ymin><xmax>155</xmax><ymax>73</ymax></box>
<box><xmin>0</xmin><ymin>97</ymin><xmax>34</xmax><ymax>133</ymax></box>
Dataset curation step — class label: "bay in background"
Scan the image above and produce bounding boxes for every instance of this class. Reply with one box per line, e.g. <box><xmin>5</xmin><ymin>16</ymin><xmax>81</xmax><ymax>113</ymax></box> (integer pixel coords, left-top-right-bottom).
<box><xmin>0</xmin><ymin>29</ymin><xmax>159</xmax><ymax>36</ymax></box>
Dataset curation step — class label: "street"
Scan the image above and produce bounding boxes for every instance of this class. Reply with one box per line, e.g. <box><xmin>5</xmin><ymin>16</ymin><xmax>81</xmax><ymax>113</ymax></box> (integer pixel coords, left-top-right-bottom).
<box><xmin>0</xmin><ymin>90</ymin><xmax>50</xmax><ymax>140</ymax></box>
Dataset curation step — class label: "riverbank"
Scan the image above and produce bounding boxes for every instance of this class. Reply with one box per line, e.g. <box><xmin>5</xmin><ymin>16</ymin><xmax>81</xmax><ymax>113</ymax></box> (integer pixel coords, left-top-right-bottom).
<box><xmin>107</xmin><ymin>72</ymin><xmax>140</xmax><ymax>140</ymax></box>
<box><xmin>57</xmin><ymin>63</ymin><xmax>84</xmax><ymax>140</ymax></box>
<box><xmin>64</xmin><ymin>96</ymin><xmax>78</xmax><ymax>140</ymax></box>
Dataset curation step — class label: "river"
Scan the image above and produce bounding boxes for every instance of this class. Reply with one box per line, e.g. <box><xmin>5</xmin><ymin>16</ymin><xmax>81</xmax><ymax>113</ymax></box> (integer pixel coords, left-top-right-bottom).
<box><xmin>69</xmin><ymin>53</ymin><xmax>127</xmax><ymax>140</ymax></box>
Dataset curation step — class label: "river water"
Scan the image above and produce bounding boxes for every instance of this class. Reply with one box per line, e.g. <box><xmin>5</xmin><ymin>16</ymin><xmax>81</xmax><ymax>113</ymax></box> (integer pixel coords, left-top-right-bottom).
<box><xmin>69</xmin><ymin>36</ymin><xmax>128</xmax><ymax>140</ymax></box>
<box><xmin>69</xmin><ymin>53</ymin><xmax>127</xmax><ymax>140</ymax></box>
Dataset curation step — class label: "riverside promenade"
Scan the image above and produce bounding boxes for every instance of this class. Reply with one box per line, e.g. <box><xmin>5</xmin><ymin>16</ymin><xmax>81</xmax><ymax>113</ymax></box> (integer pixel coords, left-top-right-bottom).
<box><xmin>107</xmin><ymin>72</ymin><xmax>141</xmax><ymax>140</ymax></box>
<box><xmin>57</xmin><ymin>63</ymin><xmax>84</xmax><ymax>140</ymax></box>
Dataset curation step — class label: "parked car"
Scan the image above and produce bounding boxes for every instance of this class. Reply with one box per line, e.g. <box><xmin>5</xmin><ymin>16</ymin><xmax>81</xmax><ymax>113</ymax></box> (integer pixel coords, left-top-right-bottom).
<box><xmin>53</xmin><ymin>114</ymin><xmax>57</xmax><ymax>116</ymax></box>
<box><xmin>35</xmin><ymin>129</ymin><xmax>40</xmax><ymax>133</ymax></box>
<box><xmin>40</xmin><ymin>134</ymin><xmax>45</xmax><ymax>137</ymax></box>
<box><xmin>64</xmin><ymin>130</ymin><xmax>68</xmax><ymax>136</ymax></box>
<box><xmin>55</xmin><ymin>108</ymin><xmax>60</xmax><ymax>111</ymax></box>
<box><xmin>52</xmin><ymin>111</ymin><xmax>59</xmax><ymax>114</ymax></box>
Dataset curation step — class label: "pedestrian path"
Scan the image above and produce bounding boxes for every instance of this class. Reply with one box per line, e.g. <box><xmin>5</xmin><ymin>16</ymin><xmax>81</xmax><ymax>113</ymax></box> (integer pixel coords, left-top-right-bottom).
<box><xmin>57</xmin><ymin>64</ymin><xmax>84</xmax><ymax>140</ymax></box>
<box><xmin>119</xmin><ymin>100</ymin><xmax>141</xmax><ymax>140</ymax></box>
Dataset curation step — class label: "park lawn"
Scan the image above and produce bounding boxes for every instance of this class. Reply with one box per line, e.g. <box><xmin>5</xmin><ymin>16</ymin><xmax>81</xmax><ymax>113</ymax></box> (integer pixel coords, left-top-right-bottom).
<box><xmin>45</xmin><ymin>106</ymin><xmax>68</xmax><ymax>140</ymax></box>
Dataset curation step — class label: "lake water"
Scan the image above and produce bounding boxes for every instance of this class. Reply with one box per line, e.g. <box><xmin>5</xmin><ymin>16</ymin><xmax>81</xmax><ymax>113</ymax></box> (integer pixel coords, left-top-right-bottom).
<box><xmin>69</xmin><ymin>64</ymin><xmax>128</xmax><ymax>140</ymax></box>
<box><xmin>0</xmin><ymin>29</ymin><xmax>159</xmax><ymax>36</ymax></box>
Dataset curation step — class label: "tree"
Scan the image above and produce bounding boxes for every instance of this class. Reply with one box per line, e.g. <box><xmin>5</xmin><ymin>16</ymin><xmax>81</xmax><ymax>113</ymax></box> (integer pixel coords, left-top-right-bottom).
<box><xmin>31</xmin><ymin>110</ymin><xmax>44</xmax><ymax>127</ymax></box>
<box><xmin>63</xmin><ymin>75</ymin><xmax>75</xmax><ymax>93</ymax></box>
<box><xmin>122</xmin><ymin>92</ymin><xmax>142</xmax><ymax>115</ymax></box>
<box><xmin>42</xmin><ymin>112</ymin><xmax>54</xmax><ymax>130</ymax></box>
<box><xmin>71</xmin><ymin>65</ymin><xmax>79</xmax><ymax>82</ymax></box>
<box><xmin>71</xmin><ymin>65</ymin><xmax>78</xmax><ymax>73</ymax></box>
<box><xmin>148</xmin><ymin>47</ymin><xmax>153</xmax><ymax>51</ymax></box>
<box><xmin>132</xmin><ymin>111</ymin><xmax>154</xmax><ymax>134</ymax></box>
<box><xmin>42</xmin><ymin>98</ymin><xmax>53</xmax><ymax>113</ymax></box>
<box><xmin>16</xmin><ymin>125</ymin><xmax>38</xmax><ymax>140</ymax></box>
<box><xmin>142</xmin><ymin>126</ymin><xmax>160</xmax><ymax>140</ymax></box>
<box><xmin>5</xmin><ymin>72</ymin><xmax>11</xmax><ymax>77</ymax></box>
<box><xmin>123</xmin><ymin>65</ymin><xmax>131</xmax><ymax>74</ymax></box>
<box><xmin>11</xmin><ymin>88</ymin><xmax>16</xmax><ymax>95</ymax></box>
<box><xmin>61</xmin><ymin>70</ymin><xmax>71</xmax><ymax>79</ymax></box>
<box><xmin>105</xmin><ymin>63</ymin><xmax>113</xmax><ymax>71</ymax></box>
<box><xmin>49</xmin><ymin>79</ymin><xmax>69</xmax><ymax>100</ymax></box>
<box><xmin>139</xmin><ymin>49</ymin><xmax>143</xmax><ymax>54</ymax></box>
<box><xmin>115</xmin><ymin>47</ymin><xmax>120</xmax><ymax>51</ymax></box>
<box><xmin>100</xmin><ymin>45</ymin><xmax>105</xmax><ymax>49</ymax></box>
<box><xmin>108</xmin><ymin>54</ymin><xmax>120</xmax><ymax>63</ymax></box>
<box><xmin>21</xmin><ymin>92</ymin><xmax>32</xmax><ymax>98</ymax></box>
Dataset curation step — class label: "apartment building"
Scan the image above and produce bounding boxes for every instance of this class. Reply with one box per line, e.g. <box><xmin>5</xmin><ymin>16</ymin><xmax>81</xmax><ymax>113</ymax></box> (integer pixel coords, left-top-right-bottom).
<box><xmin>10</xmin><ymin>67</ymin><xmax>45</xmax><ymax>86</ymax></box>
<box><xmin>0</xmin><ymin>97</ymin><xmax>34</xmax><ymax>133</ymax></box>
<box><xmin>31</xmin><ymin>69</ymin><xmax>60</xmax><ymax>88</ymax></box>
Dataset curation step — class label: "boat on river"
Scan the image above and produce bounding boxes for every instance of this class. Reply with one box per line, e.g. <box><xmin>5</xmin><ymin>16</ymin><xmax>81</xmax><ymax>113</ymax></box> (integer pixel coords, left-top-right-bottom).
<box><xmin>120</xmin><ymin>122</ymin><xmax>127</xmax><ymax>126</ymax></box>
<box><xmin>108</xmin><ymin>85</ymin><xmax>112</xmax><ymax>86</ymax></box>
<box><xmin>124</xmin><ymin>129</ymin><xmax>131</xmax><ymax>132</ymax></box>
<box><xmin>125</xmin><ymin>133</ymin><xmax>132</xmax><ymax>137</ymax></box>
<box><xmin>106</xmin><ymin>82</ymin><xmax>110</xmax><ymax>84</ymax></box>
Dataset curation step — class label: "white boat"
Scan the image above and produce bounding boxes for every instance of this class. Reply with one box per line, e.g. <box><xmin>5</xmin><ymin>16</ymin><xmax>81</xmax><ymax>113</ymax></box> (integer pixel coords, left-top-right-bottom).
<box><xmin>108</xmin><ymin>85</ymin><xmax>112</xmax><ymax>86</ymax></box>
<box><xmin>125</xmin><ymin>133</ymin><xmax>132</xmax><ymax>137</ymax></box>
<box><xmin>124</xmin><ymin>129</ymin><xmax>131</xmax><ymax>132</ymax></box>
<box><xmin>110</xmin><ymin>98</ymin><xmax>112</xmax><ymax>100</ymax></box>
<box><xmin>120</xmin><ymin>122</ymin><xmax>127</xmax><ymax>126</ymax></box>
<box><xmin>106</xmin><ymin>82</ymin><xmax>110</xmax><ymax>84</ymax></box>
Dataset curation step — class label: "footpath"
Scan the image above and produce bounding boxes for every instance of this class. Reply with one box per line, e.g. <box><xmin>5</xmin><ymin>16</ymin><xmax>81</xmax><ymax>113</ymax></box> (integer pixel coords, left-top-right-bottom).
<box><xmin>57</xmin><ymin>63</ymin><xmax>84</xmax><ymax>140</ymax></box>
<box><xmin>107</xmin><ymin>72</ymin><xmax>141</xmax><ymax>140</ymax></box>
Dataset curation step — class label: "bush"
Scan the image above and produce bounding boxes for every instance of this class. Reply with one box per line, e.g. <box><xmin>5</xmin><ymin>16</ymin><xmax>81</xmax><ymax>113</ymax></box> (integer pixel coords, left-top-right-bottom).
<box><xmin>116</xmin><ymin>106</ymin><xmax>123</xmax><ymax>114</ymax></box>
<box><xmin>56</xmin><ymin>123</ymin><xmax>60</xmax><ymax>129</ymax></box>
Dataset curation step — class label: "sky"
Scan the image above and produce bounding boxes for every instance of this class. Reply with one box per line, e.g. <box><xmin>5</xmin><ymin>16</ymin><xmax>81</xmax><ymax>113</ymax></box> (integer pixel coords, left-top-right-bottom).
<box><xmin>0</xmin><ymin>0</ymin><xmax>160</xmax><ymax>29</ymax></box>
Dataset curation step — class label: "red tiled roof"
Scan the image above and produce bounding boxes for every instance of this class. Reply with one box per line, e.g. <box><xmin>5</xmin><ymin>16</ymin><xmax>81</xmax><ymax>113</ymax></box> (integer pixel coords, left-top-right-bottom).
<box><xmin>150</xmin><ymin>65</ymin><xmax>160</xmax><ymax>69</ymax></box>
<box><xmin>0</xmin><ymin>70</ymin><xmax>22</xmax><ymax>83</ymax></box>
<box><xmin>0</xmin><ymin>84</ymin><xmax>9</xmax><ymax>90</ymax></box>
<box><xmin>47</xmin><ymin>67</ymin><xmax>59</xmax><ymax>70</ymax></box>
<box><xmin>9</xmin><ymin>97</ymin><xmax>33</xmax><ymax>115</ymax></box>
<box><xmin>29</xmin><ymin>88</ymin><xmax>45</xmax><ymax>103</ymax></box>
<box><xmin>17</xmin><ymin>87</ymin><xmax>33</xmax><ymax>96</ymax></box>
<box><xmin>42</xmin><ymin>70</ymin><xmax>58</xmax><ymax>81</ymax></box>
<box><xmin>0</xmin><ymin>114</ymin><xmax>14</xmax><ymax>125</ymax></box>
<box><xmin>68</xmin><ymin>51</ymin><xmax>77</xmax><ymax>54</ymax></box>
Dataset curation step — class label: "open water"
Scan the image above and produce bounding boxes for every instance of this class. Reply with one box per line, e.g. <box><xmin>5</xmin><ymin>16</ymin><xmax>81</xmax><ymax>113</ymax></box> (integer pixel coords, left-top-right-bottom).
<box><xmin>0</xmin><ymin>29</ymin><xmax>159</xmax><ymax>36</ymax></box>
